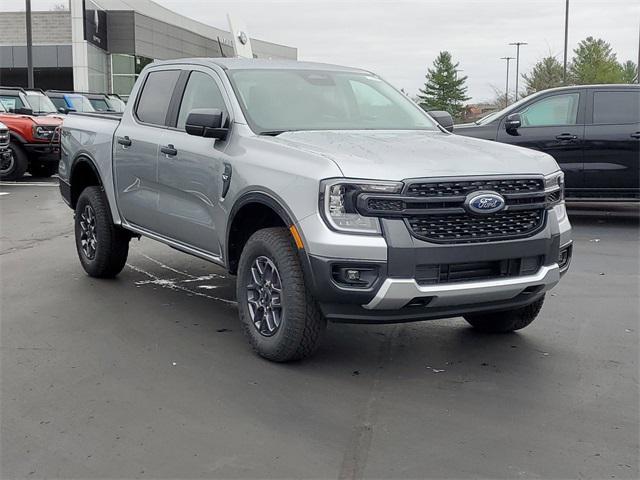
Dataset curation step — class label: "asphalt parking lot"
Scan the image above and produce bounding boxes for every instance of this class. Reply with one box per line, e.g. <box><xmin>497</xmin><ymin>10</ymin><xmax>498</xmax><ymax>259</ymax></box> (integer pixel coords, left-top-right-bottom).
<box><xmin>1</xmin><ymin>179</ymin><xmax>638</xmax><ymax>479</ymax></box>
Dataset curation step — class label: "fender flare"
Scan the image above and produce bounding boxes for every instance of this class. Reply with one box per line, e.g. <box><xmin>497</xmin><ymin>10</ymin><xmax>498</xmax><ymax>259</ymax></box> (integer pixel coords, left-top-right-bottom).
<box><xmin>225</xmin><ymin>190</ymin><xmax>309</xmax><ymax>270</ymax></box>
<box><xmin>8</xmin><ymin>131</ymin><xmax>27</xmax><ymax>145</ymax></box>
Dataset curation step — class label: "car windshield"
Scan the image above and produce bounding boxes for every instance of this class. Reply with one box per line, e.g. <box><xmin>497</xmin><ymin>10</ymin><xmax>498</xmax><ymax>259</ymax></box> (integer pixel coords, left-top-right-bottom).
<box><xmin>68</xmin><ymin>95</ymin><xmax>96</xmax><ymax>112</ymax></box>
<box><xmin>89</xmin><ymin>97</ymin><xmax>113</xmax><ymax>112</ymax></box>
<box><xmin>227</xmin><ymin>69</ymin><xmax>438</xmax><ymax>134</ymax></box>
<box><xmin>26</xmin><ymin>93</ymin><xmax>58</xmax><ymax>114</ymax></box>
<box><xmin>475</xmin><ymin>95</ymin><xmax>535</xmax><ymax>125</ymax></box>
<box><xmin>0</xmin><ymin>95</ymin><xmax>26</xmax><ymax>111</ymax></box>
<box><xmin>106</xmin><ymin>95</ymin><xmax>126</xmax><ymax>113</ymax></box>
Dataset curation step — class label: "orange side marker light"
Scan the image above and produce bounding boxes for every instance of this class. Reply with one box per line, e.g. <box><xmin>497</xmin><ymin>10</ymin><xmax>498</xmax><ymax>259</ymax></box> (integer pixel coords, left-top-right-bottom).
<box><xmin>289</xmin><ymin>225</ymin><xmax>304</xmax><ymax>250</ymax></box>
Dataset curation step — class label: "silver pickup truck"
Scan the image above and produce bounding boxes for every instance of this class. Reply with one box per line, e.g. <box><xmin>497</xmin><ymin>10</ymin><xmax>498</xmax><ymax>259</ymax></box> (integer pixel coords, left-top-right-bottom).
<box><xmin>59</xmin><ymin>58</ymin><xmax>572</xmax><ymax>361</ymax></box>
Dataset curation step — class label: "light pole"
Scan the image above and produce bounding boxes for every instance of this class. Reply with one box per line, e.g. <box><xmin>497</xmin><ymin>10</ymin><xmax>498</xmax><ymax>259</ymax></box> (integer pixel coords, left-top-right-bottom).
<box><xmin>509</xmin><ymin>42</ymin><xmax>527</xmax><ymax>100</ymax></box>
<box><xmin>26</xmin><ymin>0</ymin><xmax>34</xmax><ymax>88</ymax></box>
<box><xmin>563</xmin><ymin>0</ymin><xmax>569</xmax><ymax>83</ymax></box>
<box><xmin>501</xmin><ymin>57</ymin><xmax>514</xmax><ymax>107</ymax></box>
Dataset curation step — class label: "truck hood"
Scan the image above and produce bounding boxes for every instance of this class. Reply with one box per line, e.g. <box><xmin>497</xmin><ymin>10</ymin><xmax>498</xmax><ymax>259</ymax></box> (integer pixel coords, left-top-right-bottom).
<box><xmin>31</xmin><ymin>116</ymin><xmax>62</xmax><ymax>126</ymax></box>
<box><xmin>270</xmin><ymin>130</ymin><xmax>559</xmax><ymax>180</ymax></box>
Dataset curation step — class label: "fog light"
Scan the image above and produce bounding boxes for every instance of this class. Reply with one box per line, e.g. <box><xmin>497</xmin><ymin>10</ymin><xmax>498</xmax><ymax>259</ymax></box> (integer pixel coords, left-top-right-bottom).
<box><xmin>558</xmin><ymin>245</ymin><xmax>572</xmax><ymax>271</ymax></box>
<box><xmin>332</xmin><ymin>265</ymin><xmax>379</xmax><ymax>288</ymax></box>
<box><xmin>345</xmin><ymin>269</ymin><xmax>360</xmax><ymax>281</ymax></box>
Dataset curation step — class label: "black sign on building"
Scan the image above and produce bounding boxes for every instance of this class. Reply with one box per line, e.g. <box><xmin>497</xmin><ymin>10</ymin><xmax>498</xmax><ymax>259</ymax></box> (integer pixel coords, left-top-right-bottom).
<box><xmin>83</xmin><ymin>0</ymin><xmax>108</xmax><ymax>51</ymax></box>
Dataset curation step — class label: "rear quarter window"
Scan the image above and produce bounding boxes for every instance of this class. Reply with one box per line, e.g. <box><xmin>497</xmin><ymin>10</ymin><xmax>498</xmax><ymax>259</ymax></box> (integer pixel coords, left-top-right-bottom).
<box><xmin>135</xmin><ymin>70</ymin><xmax>181</xmax><ymax>126</ymax></box>
<box><xmin>593</xmin><ymin>90</ymin><xmax>640</xmax><ymax>124</ymax></box>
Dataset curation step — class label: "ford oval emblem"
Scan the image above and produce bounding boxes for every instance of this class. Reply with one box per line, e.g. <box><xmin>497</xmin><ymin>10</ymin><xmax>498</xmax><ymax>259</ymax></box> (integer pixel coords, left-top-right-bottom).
<box><xmin>465</xmin><ymin>191</ymin><xmax>506</xmax><ymax>214</ymax></box>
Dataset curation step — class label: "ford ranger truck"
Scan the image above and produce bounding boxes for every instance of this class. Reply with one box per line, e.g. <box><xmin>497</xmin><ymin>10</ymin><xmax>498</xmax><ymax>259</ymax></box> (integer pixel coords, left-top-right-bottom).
<box><xmin>58</xmin><ymin>59</ymin><xmax>572</xmax><ymax>362</ymax></box>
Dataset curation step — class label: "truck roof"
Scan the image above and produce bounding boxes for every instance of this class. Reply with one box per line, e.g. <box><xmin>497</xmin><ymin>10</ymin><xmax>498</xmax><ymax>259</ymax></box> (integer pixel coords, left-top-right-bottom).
<box><xmin>150</xmin><ymin>57</ymin><xmax>371</xmax><ymax>74</ymax></box>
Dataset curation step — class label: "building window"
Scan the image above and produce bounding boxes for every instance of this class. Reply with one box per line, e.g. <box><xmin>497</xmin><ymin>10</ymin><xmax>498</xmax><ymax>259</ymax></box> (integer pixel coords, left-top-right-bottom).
<box><xmin>111</xmin><ymin>54</ymin><xmax>153</xmax><ymax>96</ymax></box>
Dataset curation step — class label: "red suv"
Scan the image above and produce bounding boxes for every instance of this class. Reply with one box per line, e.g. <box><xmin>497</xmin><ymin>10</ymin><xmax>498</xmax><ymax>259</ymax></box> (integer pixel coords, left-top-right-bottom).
<box><xmin>0</xmin><ymin>87</ymin><xmax>62</xmax><ymax>180</ymax></box>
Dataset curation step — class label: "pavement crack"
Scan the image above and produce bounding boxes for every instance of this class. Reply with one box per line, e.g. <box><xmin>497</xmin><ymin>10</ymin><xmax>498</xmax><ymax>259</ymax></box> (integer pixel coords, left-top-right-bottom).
<box><xmin>338</xmin><ymin>325</ymin><xmax>401</xmax><ymax>480</ymax></box>
<box><xmin>0</xmin><ymin>228</ymin><xmax>74</xmax><ymax>255</ymax></box>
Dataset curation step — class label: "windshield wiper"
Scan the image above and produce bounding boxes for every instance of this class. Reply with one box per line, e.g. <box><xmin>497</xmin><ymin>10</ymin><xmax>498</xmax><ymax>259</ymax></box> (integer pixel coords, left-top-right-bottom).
<box><xmin>259</xmin><ymin>130</ymin><xmax>288</xmax><ymax>136</ymax></box>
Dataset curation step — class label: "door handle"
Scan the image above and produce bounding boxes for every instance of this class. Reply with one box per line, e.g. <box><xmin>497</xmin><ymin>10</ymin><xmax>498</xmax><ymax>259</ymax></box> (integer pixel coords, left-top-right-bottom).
<box><xmin>555</xmin><ymin>133</ymin><xmax>578</xmax><ymax>141</ymax></box>
<box><xmin>160</xmin><ymin>144</ymin><xmax>177</xmax><ymax>156</ymax></box>
<box><xmin>117</xmin><ymin>136</ymin><xmax>132</xmax><ymax>147</ymax></box>
<box><xmin>631</xmin><ymin>132</ymin><xmax>640</xmax><ymax>139</ymax></box>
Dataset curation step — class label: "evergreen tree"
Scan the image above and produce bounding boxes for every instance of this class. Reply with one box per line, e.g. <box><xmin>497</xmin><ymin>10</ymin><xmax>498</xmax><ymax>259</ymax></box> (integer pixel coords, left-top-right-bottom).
<box><xmin>620</xmin><ymin>60</ymin><xmax>638</xmax><ymax>83</ymax></box>
<box><xmin>522</xmin><ymin>56</ymin><xmax>565</xmax><ymax>95</ymax></box>
<box><xmin>418</xmin><ymin>51</ymin><xmax>469</xmax><ymax>119</ymax></box>
<box><xmin>569</xmin><ymin>37</ymin><xmax>624</xmax><ymax>84</ymax></box>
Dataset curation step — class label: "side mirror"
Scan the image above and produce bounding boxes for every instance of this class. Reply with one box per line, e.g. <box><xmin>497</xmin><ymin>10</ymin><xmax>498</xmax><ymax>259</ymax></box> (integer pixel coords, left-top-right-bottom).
<box><xmin>58</xmin><ymin>107</ymin><xmax>76</xmax><ymax>114</ymax></box>
<box><xmin>185</xmin><ymin>108</ymin><xmax>228</xmax><ymax>140</ymax></box>
<box><xmin>505</xmin><ymin>113</ymin><xmax>522</xmax><ymax>131</ymax></box>
<box><xmin>428</xmin><ymin>110</ymin><xmax>454</xmax><ymax>132</ymax></box>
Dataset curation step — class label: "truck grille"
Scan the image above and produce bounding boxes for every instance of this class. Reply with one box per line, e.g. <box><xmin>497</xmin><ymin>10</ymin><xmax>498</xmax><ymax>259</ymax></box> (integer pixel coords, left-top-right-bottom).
<box><xmin>415</xmin><ymin>256</ymin><xmax>543</xmax><ymax>285</ymax></box>
<box><xmin>0</xmin><ymin>130</ymin><xmax>9</xmax><ymax>148</ymax></box>
<box><xmin>407</xmin><ymin>209</ymin><xmax>545</xmax><ymax>243</ymax></box>
<box><xmin>406</xmin><ymin>178</ymin><xmax>544</xmax><ymax>197</ymax></box>
<box><xmin>357</xmin><ymin>176</ymin><xmax>553</xmax><ymax>244</ymax></box>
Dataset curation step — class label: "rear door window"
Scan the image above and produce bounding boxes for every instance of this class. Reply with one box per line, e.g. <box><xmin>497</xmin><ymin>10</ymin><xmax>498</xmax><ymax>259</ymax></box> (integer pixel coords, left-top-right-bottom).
<box><xmin>592</xmin><ymin>90</ymin><xmax>640</xmax><ymax>125</ymax></box>
<box><xmin>135</xmin><ymin>70</ymin><xmax>181</xmax><ymax>126</ymax></box>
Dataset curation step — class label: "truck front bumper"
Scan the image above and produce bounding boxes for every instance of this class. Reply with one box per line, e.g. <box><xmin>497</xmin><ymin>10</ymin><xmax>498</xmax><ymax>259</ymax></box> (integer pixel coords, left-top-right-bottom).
<box><xmin>299</xmin><ymin>204</ymin><xmax>571</xmax><ymax>324</ymax></box>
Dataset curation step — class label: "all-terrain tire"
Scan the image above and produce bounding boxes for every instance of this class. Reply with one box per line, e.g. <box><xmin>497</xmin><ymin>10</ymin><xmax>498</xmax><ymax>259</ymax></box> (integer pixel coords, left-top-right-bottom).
<box><xmin>75</xmin><ymin>186</ymin><xmax>130</xmax><ymax>278</ymax></box>
<box><xmin>236</xmin><ymin>227</ymin><xmax>326</xmax><ymax>362</ymax></box>
<box><xmin>28</xmin><ymin>160</ymin><xmax>58</xmax><ymax>178</ymax></box>
<box><xmin>464</xmin><ymin>295</ymin><xmax>546</xmax><ymax>333</ymax></box>
<box><xmin>0</xmin><ymin>142</ymin><xmax>28</xmax><ymax>180</ymax></box>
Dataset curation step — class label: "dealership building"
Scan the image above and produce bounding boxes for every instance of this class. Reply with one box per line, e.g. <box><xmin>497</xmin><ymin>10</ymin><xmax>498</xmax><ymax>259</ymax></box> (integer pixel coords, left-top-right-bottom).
<box><xmin>0</xmin><ymin>0</ymin><xmax>297</xmax><ymax>95</ymax></box>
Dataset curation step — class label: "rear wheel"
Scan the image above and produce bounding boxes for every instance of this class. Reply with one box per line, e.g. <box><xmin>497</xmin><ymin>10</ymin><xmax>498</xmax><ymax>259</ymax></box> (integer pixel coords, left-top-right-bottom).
<box><xmin>75</xmin><ymin>186</ymin><xmax>130</xmax><ymax>278</ymax></box>
<box><xmin>28</xmin><ymin>160</ymin><xmax>58</xmax><ymax>178</ymax></box>
<box><xmin>237</xmin><ymin>227</ymin><xmax>326</xmax><ymax>362</ymax></box>
<box><xmin>464</xmin><ymin>295</ymin><xmax>545</xmax><ymax>333</ymax></box>
<box><xmin>0</xmin><ymin>142</ymin><xmax>28</xmax><ymax>181</ymax></box>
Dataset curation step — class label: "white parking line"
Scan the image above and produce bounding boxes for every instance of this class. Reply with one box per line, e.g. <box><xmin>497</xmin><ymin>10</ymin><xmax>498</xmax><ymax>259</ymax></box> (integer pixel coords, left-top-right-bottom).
<box><xmin>0</xmin><ymin>192</ymin><xmax>9</xmax><ymax>196</ymax></box>
<box><xmin>0</xmin><ymin>182</ymin><xmax>58</xmax><ymax>187</ymax></box>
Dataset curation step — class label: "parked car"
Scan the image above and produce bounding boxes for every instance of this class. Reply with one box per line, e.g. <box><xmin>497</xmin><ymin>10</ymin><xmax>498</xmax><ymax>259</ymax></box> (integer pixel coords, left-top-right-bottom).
<box><xmin>46</xmin><ymin>91</ymin><xmax>96</xmax><ymax>114</ymax></box>
<box><xmin>0</xmin><ymin>98</ymin><xmax>61</xmax><ymax>180</ymax></box>
<box><xmin>46</xmin><ymin>91</ymin><xmax>126</xmax><ymax>114</ymax></box>
<box><xmin>59</xmin><ymin>59</ymin><xmax>571</xmax><ymax>361</ymax></box>
<box><xmin>0</xmin><ymin>87</ymin><xmax>38</xmax><ymax>115</ymax></box>
<box><xmin>454</xmin><ymin>84</ymin><xmax>640</xmax><ymax>200</ymax></box>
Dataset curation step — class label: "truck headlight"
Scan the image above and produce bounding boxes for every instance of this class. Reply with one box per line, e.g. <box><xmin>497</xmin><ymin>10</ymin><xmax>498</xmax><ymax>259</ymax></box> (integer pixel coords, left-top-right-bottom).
<box><xmin>320</xmin><ymin>179</ymin><xmax>403</xmax><ymax>235</ymax></box>
<box><xmin>32</xmin><ymin>125</ymin><xmax>55</xmax><ymax>140</ymax></box>
<box><xmin>544</xmin><ymin>171</ymin><xmax>564</xmax><ymax>206</ymax></box>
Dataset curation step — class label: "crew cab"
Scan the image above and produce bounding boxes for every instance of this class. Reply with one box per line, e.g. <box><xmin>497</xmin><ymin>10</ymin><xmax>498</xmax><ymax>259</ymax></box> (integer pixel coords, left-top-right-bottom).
<box><xmin>0</xmin><ymin>94</ymin><xmax>61</xmax><ymax>180</ymax></box>
<box><xmin>59</xmin><ymin>59</ymin><xmax>572</xmax><ymax>361</ymax></box>
<box><xmin>455</xmin><ymin>84</ymin><xmax>640</xmax><ymax>200</ymax></box>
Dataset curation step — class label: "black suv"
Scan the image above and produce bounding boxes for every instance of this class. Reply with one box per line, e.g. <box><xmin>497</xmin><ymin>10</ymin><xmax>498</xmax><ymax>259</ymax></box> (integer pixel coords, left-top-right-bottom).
<box><xmin>455</xmin><ymin>84</ymin><xmax>640</xmax><ymax>200</ymax></box>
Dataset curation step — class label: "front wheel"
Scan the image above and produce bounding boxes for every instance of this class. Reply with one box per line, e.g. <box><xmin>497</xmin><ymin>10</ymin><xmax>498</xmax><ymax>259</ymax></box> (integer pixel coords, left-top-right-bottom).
<box><xmin>464</xmin><ymin>295</ymin><xmax>545</xmax><ymax>333</ymax></box>
<box><xmin>236</xmin><ymin>227</ymin><xmax>326</xmax><ymax>362</ymax></box>
<box><xmin>0</xmin><ymin>142</ymin><xmax>28</xmax><ymax>180</ymax></box>
<box><xmin>75</xmin><ymin>186</ymin><xmax>130</xmax><ymax>278</ymax></box>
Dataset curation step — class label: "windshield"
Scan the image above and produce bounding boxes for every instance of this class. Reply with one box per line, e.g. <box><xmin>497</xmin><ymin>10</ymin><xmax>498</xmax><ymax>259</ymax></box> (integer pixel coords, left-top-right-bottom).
<box><xmin>227</xmin><ymin>69</ymin><xmax>437</xmax><ymax>134</ymax></box>
<box><xmin>0</xmin><ymin>94</ymin><xmax>26</xmax><ymax>111</ymax></box>
<box><xmin>106</xmin><ymin>95</ymin><xmax>126</xmax><ymax>113</ymax></box>
<box><xmin>0</xmin><ymin>101</ymin><xmax>6</xmax><ymax>113</ymax></box>
<box><xmin>68</xmin><ymin>95</ymin><xmax>95</xmax><ymax>113</ymax></box>
<box><xmin>89</xmin><ymin>97</ymin><xmax>113</xmax><ymax>112</ymax></box>
<box><xmin>26</xmin><ymin>93</ymin><xmax>58</xmax><ymax>114</ymax></box>
<box><xmin>475</xmin><ymin>94</ymin><xmax>536</xmax><ymax>125</ymax></box>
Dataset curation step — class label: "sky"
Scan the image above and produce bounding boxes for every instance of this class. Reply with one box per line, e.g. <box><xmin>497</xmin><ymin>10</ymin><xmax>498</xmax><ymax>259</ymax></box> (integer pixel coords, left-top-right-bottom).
<box><xmin>3</xmin><ymin>0</ymin><xmax>639</xmax><ymax>102</ymax></box>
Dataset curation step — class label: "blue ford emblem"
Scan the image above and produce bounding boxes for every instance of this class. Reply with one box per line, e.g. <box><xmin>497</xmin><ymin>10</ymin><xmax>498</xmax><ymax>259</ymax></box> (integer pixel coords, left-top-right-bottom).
<box><xmin>465</xmin><ymin>191</ymin><xmax>506</xmax><ymax>214</ymax></box>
